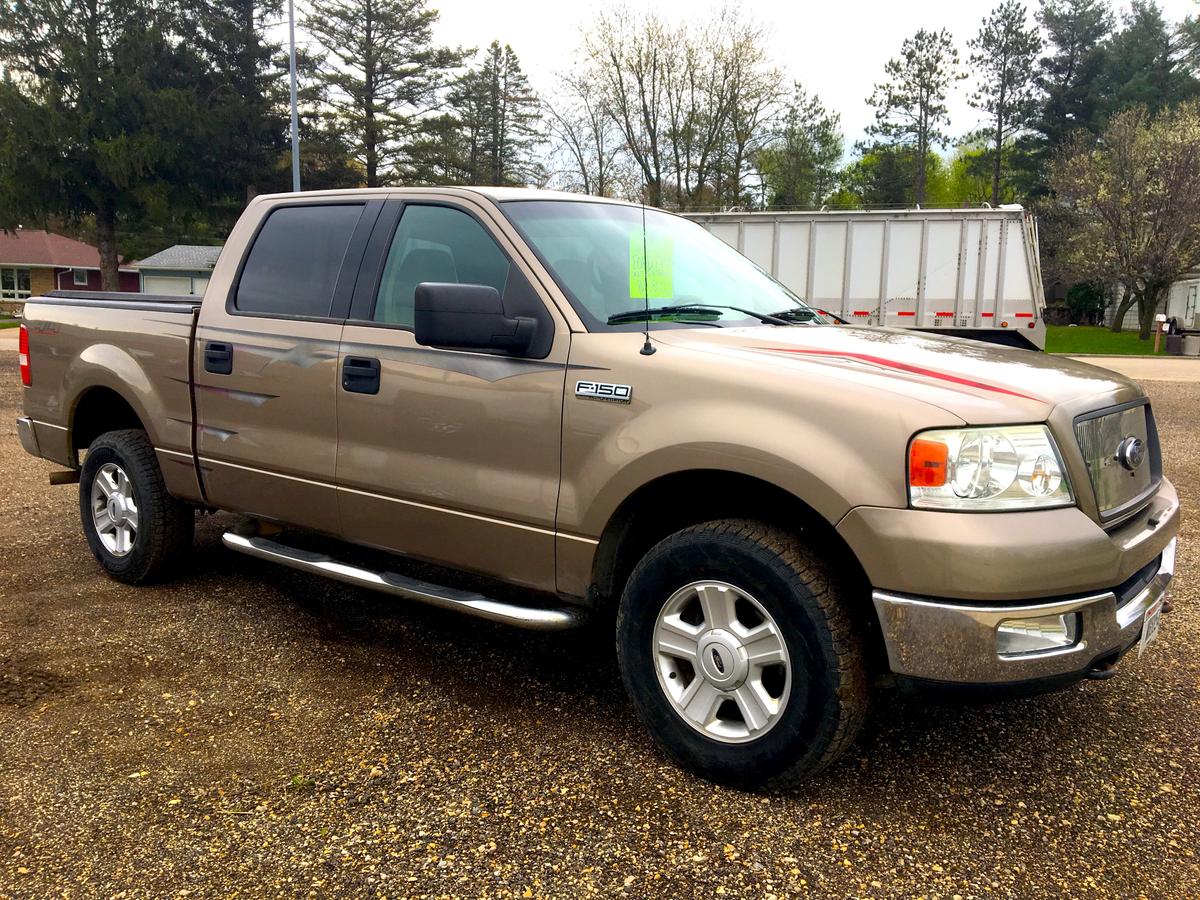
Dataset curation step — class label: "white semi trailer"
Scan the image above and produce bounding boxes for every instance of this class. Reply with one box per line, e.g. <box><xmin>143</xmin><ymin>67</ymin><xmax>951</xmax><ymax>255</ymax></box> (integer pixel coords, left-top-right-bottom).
<box><xmin>686</xmin><ymin>206</ymin><xmax>1048</xmax><ymax>350</ymax></box>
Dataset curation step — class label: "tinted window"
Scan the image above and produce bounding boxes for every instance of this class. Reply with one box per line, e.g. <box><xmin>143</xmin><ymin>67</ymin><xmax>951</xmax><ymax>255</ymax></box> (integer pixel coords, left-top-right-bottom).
<box><xmin>235</xmin><ymin>204</ymin><xmax>363</xmax><ymax>317</ymax></box>
<box><xmin>373</xmin><ymin>205</ymin><xmax>511</xmax><ymax>327</ymax></box>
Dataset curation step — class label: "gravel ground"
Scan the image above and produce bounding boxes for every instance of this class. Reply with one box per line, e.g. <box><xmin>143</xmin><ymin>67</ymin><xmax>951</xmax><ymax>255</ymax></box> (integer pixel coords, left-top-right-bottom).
<box><xmin>0</xmin><ymin>350</ymin><xmax>1196</xmax><ymax>900</ymax></box>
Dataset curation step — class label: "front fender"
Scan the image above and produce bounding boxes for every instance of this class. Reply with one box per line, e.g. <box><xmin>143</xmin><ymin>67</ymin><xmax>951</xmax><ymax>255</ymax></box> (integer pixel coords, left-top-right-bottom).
<box><xmin>561</xmin><ymin>397</ymin><xmax>922</xmax><ymax>539</ymax></box>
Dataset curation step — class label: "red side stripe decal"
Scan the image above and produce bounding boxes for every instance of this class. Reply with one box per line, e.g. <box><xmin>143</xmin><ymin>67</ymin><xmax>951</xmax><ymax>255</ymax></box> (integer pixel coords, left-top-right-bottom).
<box><xmin>756</xmin><ymin>347</ymin><xmax>1044</xmax><ymax>402</ymax></box>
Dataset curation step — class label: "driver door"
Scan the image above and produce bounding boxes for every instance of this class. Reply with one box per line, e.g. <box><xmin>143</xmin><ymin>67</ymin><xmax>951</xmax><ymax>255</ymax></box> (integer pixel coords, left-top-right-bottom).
<box><xmin>335</xmin><ymin>196</ymin><xmax>571</xmax><ymax>592</ymax></box>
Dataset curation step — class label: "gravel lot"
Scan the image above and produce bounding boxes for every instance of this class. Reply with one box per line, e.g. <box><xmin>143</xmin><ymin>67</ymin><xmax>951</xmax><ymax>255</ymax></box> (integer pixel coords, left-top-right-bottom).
<box><xmin>1</xmin><ymin>349</ymin><xmax>1196</xmax><ymax>899</ymax></box>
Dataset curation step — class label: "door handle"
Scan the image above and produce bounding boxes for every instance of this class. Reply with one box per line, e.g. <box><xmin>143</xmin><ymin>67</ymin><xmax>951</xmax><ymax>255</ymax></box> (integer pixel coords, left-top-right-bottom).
<box><xmin>342</xmin><ymin>356</ymin><xmax>381</xmax><ymax>394</ymax></box>
<box><xmin>204</xmin><ymin>341</ymin><xmax>233</xmax><ymax>375</ymax></box>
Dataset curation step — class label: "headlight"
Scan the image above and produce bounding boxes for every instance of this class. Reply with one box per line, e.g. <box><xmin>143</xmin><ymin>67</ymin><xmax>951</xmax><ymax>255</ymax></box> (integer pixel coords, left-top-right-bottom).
<box><xmin>908</xmin><ymin>425</ymin><xmax>1074</xmax><ymax>511</ymax></box>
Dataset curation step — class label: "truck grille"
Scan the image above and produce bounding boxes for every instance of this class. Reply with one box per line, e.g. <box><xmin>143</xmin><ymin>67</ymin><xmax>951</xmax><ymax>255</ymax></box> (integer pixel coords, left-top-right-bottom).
<box><xmin>1074</xmin><ymin>400</ymin><xmax>1161</xmax><ymax>522</ymax></box>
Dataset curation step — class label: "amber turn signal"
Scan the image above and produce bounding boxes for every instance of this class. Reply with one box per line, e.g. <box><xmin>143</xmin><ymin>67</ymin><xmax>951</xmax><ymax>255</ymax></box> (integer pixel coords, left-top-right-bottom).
<box><xmin>909</xmin><ymin>438</ymin><xmax>949</xmax><ymax>488</ymax></box>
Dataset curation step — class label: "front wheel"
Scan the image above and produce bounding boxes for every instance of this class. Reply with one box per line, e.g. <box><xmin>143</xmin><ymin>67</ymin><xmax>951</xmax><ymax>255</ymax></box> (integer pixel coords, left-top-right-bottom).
<box><xmin>616</xmin><ymin>520</ymin><xmax>869</xmax><ymax>789</ymax></box>
<box><xmin>79</xmin><ymin>429</ymin><xmax>194</xmax><ymax>584</ymax></box>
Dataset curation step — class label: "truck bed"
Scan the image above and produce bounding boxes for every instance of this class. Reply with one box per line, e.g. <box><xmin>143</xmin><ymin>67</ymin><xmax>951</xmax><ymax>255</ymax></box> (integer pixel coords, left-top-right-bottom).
<box><xmin>40</xmin><ymin>289</ymin><xmax>201</xmax><ymax>311</ymax></box>
<box><xmin>19</xmin><ymin>290</ymin><xmax>204</xmax><ymax>503</ymax></box>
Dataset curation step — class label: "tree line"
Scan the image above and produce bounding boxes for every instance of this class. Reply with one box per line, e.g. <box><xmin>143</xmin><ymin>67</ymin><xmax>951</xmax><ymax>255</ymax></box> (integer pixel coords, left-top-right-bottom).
<box><xmin>0</xmin><ymin>0</ymin><xmax>1197</xmax><ymax>336</ymax></box>
<box><xmin>0</xmin><ymin>0</ymin><xmax>545</xmax><ymax>287</ymax></box>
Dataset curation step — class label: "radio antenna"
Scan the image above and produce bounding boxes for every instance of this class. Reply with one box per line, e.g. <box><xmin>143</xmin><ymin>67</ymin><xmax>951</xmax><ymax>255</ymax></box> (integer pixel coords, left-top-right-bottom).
<box><xmin>639</xmin><ymin>184</ymin><xmax>655</xmax><ymax>356</ymax></box>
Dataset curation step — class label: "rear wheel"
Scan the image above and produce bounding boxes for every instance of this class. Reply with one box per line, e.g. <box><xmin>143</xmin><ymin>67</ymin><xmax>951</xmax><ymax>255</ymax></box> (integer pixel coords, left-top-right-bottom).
<box><xmin>616</xmin><ymin>519</ymin><xmax>869</xmax><ymax>789</ymax></box>
<box><xmin>79</xmin><ymin>429</ymin><xmax>194</xmax><ymax>584</ymax></box>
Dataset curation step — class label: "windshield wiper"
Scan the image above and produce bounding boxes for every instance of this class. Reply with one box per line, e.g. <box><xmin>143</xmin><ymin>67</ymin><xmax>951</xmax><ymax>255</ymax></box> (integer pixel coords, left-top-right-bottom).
<box><xmin>766</xmin><ymin>307</ymin><xmax>821</xmax><ymax>324</ymax></box>
<box><xmin>607</xmin><ymin>304</ymin><xmax>792</xmax><ymax>326</ymax></box>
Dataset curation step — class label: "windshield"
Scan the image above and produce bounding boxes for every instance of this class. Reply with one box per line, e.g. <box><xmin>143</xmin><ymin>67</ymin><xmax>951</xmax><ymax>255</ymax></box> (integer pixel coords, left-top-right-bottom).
<box><xmin>502</xmin><ymin>200</ymin><xmax>826</xmax><ymax>332</ymax></box>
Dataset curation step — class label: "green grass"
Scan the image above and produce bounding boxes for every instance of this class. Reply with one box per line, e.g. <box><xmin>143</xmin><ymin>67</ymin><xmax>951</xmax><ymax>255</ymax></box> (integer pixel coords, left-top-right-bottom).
<box><xmin>1045</xmin><ymin>325</ymin><xmax>1163</xmax><ymax>355</ymax></box>
<box><xmin>0</xmin><ymin>318</ymin><xmax>20</xmax><ymax>329</ymax></box>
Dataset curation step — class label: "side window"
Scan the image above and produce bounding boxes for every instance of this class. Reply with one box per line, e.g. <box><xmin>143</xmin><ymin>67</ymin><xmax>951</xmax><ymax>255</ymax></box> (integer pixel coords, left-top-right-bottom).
<box><xmin>373</xmin><ymin>205</ymin><xmax>511</xmax><ymax>327</ymax></box>
<box><xmin>235</xmin><ymin>204</ymin><xmax>363</xmax><ymax>317</ymax></box>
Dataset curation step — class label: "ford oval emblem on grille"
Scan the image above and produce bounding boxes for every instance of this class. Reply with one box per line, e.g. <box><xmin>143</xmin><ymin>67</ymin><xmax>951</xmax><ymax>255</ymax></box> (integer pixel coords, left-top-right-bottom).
<box><xmin>1115</xmin><ymin>436</ymin><xmax>1146</xmax><ymax>471</ymax></box>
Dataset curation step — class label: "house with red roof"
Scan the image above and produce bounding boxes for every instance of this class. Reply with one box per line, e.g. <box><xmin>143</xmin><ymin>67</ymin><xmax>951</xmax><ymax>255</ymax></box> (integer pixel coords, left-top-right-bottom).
<box><xmin>0</xmin><ymin>228</ymin><xmax>139</xmax><ymax>308</ymax></box>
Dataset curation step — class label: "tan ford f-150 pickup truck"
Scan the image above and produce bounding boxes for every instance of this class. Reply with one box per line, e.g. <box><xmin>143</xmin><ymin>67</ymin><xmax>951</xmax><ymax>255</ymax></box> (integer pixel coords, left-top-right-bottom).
<box><xmin>16</xmin><ymin>187</ymin><xmax>1179</xmax><ymax>788</ymax></box>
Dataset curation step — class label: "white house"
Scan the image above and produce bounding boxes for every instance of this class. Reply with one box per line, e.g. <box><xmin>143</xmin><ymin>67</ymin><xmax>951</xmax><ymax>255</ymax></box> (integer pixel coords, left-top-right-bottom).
<box><xmin>1112</xmin><ymin>268</ymin><xmax>1200</xmax><ymax>331</ymax></box>
<box><xmin>138</xmin><ymin>244</ymin><xmax>223</xmax><ymax>296</ymax></box>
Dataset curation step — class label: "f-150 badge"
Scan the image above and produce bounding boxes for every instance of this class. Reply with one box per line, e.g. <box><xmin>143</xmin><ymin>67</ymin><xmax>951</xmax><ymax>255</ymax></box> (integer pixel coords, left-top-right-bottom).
<box><xmin>575</xmin><ymin>380</ymin><xmax>632</xmax><ymax>403</ymax></box>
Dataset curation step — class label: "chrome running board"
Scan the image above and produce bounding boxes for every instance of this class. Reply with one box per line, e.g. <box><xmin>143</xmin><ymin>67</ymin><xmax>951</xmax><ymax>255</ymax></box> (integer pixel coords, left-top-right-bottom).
<box><xmin>221</xmin><ymin>532</ymin><xmax>583</xmax><ymax>632</ymax></box>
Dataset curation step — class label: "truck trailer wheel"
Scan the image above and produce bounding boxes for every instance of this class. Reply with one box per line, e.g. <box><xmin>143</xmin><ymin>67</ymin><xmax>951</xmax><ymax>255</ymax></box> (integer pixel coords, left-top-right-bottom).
<box><xmin>615</xmin><ymin>519</ymin><xmax>869</xmax><ymax>789</ymax></box>
<box><xmin>79</xmin><ymin>429</ymin><xmax>194</xmax><ymax>584</ymax></box>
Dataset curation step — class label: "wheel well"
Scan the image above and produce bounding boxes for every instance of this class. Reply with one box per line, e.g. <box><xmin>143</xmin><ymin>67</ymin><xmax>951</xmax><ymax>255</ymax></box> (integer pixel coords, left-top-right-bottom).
<box><xmin>591</xmin><ymin>471</ymin><xmax>860</xmax><ymax>603</ymax></box>
<box><xmin>589</xmin><ymin>470</ymin><xmax>884</xmax><ymax>667</ymax></box>
<box><xmin>71</xmin><ymin>387</ymin><xmax>145</xmax><ymax>459</ymax></box>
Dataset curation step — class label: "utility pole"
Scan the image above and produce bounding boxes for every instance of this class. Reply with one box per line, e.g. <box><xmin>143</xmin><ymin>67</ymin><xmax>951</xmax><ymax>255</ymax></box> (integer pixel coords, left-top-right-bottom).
<box><xmin>288</xmin><ymin>0</ymin><xmax>301</xmax><ymax>192</ymax></box>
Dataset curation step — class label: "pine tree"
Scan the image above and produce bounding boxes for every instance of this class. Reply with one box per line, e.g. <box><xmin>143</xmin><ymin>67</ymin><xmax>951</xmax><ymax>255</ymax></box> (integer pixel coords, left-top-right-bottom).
<box><xmin>841</xmin><ymin>144</ymin><xmax>934</xmax><ymax>208</ymax></box>
<box><xmin>757</xmin><ymin>86</ymin><xmax>842</xmax><ymax>209</ymax></box>
<box><xmin>453</xmin><ymin>42</ymin><xmax>543</xmax><ymax>186</ymax></box>
<box><xmin>194</xmin><ymin>1</ymin><xmax>287</xmax><ymax>204</ymax></box>
<box><xmin>1099</xmin><ymin>0</ymin><xmax>1200</xmax><ymax>116</ymax></box>
<box><xmin>866</xmin><ymin>29</ymin><xmax>963</xmax><ymax>204</ymax></box>
<box><xmin>968</xmin><ymin>1</ymin><xmax>1042</xmax><ymax>205</ymax></box>
<box><xmin>288</xmin><ymin>44</ymin><xmax>367</xmax><ymax>190</ymax></box>
<box><xmin>0</xmin><ymin>0</ymin><xmax>221</xmax><ymax>287</ymax></box>
<box><xmin>1034</xmin><ymin>0</ymin><xmax>1113</xmax><ymax>147</ymax></box>
<box><xmin>305</xmin><ymin>0</ymin><xmax>466</xmax><ymax>186</ymax></box>
<box><xmin>403</xmin><ymin>113</ymin><xmax>471</xmax><ymax>184</ymax></box>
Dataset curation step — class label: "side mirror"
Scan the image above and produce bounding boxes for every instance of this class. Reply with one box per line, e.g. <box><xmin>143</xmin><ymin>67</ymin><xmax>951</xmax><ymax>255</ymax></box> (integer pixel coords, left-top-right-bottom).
<box><xmin>414</xmin><ymin>283</ymin><xmax>538</xmax><ymax>355</ymax></box>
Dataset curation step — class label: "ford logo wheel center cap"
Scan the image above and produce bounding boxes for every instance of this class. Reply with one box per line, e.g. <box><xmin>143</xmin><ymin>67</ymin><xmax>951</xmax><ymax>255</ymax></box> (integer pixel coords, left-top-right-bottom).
<box><xmin>696</xmin><ymin>630</ymin><xmax>750</xmax><ymax>689</ymax></box>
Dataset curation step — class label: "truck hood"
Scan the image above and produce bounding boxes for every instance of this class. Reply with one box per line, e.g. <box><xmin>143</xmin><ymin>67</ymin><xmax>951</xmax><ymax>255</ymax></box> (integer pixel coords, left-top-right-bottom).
<box><xmin>651</xmin><ymin>325</ymin><xmax>1142</xmax><ymax>424</ymax></box>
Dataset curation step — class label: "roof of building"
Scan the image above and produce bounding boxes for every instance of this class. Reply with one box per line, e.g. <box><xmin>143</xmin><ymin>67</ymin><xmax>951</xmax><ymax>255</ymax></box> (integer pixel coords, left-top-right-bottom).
<box><xmin>0</xmin><ymin>228</ymin><xmax>136</xmax><ymax>269</ymax></box>
<box><xmin>137</xmin><ymin>244</ymin><xmax>224</xmax><ymax>271</ymax></box>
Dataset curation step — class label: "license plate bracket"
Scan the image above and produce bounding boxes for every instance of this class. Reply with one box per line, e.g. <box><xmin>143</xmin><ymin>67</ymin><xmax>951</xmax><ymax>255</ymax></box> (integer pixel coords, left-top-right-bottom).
<box><xmin>1139</xmin><ymin>597</ymin><xmax>1164</xmax><ymax>657</ymax></box>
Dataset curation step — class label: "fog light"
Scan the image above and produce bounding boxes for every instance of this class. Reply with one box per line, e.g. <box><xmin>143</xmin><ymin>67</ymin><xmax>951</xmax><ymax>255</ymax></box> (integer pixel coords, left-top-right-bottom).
<box><xmin>996</xmin><ymin>613</ymin><xmax>1080</xmax><ymax>656</ymax></box>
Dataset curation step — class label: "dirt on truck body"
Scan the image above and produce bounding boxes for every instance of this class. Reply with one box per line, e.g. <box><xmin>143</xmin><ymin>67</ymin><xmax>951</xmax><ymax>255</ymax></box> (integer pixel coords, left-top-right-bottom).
<box><xmin>16</xmin><ymin>187</ymin><xmax>1179</xmax><ymax>788</ymax></box>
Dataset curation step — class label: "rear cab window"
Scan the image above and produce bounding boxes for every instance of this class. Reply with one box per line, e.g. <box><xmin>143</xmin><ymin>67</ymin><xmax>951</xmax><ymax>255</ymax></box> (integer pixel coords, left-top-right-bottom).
<box><xmin>234</xmin><ymin>204</ymin><xmax>364</xmax><ymax>318</ymax></box>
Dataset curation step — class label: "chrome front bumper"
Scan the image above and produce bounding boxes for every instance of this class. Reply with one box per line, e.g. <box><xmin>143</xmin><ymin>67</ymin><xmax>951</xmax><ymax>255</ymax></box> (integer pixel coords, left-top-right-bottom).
<box><xmin>16</xmin><ymin>416</ymin><xmax>40</xmax><ymax>458</ymax></box>
<box><xmin>872</xmin><ymin>538</ymin><xmax>1176</xmax><ymax>684</ymax></box>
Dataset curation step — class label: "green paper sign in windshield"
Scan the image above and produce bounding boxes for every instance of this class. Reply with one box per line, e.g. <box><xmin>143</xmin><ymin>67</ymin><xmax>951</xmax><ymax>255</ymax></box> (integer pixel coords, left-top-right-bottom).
<box><xmin>629</xmin><ymin>231</ymin><xmax>674</xmax><ymax>302</ymax></box>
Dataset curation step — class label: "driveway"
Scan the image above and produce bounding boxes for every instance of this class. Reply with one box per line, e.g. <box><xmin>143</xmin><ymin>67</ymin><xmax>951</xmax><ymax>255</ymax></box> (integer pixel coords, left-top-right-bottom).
<box><xmin>1</xmin><ymin>344</ymin><xmax>1198</xmax><ymax>897</ymax></box>
<box><xmin>1069</xmin><ymin>354</ymin><xmax>1200</xmax><ymax>382</ymax></box>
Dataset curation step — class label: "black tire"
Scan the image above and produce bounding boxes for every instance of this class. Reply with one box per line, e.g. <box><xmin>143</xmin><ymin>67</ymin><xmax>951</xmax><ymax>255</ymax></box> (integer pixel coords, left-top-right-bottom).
<box><xmin>79</xmin><ymin>429</ymin><xmax>194</xmax><ymax>584</ymax></box>
<box><xmin>616</xmin><ymin>519</ymin><xmax>869</xmax><ymax>789</ymax></box>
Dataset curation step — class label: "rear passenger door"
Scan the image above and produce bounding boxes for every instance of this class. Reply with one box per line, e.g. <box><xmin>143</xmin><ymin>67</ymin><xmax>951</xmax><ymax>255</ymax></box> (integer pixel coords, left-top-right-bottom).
<box><xmin>194</xmin><ymin>198</ymin><xmax>380</xmax><ymax>534</ymax></box>
<box><xmin>335</xmin><ymin>197</ymin><xmax>570</xmax><ymax>592</ymax></box>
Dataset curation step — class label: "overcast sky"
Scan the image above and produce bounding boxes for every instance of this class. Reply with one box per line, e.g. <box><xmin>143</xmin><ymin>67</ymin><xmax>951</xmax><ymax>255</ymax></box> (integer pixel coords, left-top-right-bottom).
<box><xmin>283</xmin><ymin>0</ymin><xmax>1198</xmax><ymax>146</ymax></box>
<box><xmin>429</xmin><ymin>0</ymin><xmax>1199</xmax><ymax>143</ymax></box>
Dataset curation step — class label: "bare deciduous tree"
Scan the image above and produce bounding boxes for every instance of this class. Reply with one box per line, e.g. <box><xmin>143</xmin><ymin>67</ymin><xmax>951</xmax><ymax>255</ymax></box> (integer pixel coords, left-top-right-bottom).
<box><xmin>545</xmin><ymin>70</ymin><xmax>626</xmax><ymax>196</ymax></box>
<box><xmin>717</xmin><ymin>25</ymin><xmax>784</xmax><ymax>206</ymax></box>
<box><xmin>584</xmin><ymin>7</ymin><xmax>670</xmax><ymax>205</ymax></box>
<box><xmin>580</xmin><ymin>6</ymin><xmax>781</xmax><ymax>209</ymax></box>
<box><xmin>1049</xmin><ymin>102</ymin><xmax>1200</xmax><ymax>339</ymax></box>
